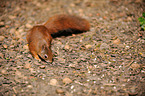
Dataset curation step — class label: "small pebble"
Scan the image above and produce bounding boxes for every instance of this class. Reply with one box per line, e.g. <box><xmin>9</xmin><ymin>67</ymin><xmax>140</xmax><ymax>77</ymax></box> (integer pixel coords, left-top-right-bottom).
<box><xmin>15</xmin><ymin>70</ymin><xmax>22</xmax><ymax>76</ymax></box>
<box><xmin>100</xmin><ymin>43</ymin><xmax>110</xmax><ymax>50</ymax></box>
<box><xmin>3</xmin><ymin>44</ymin><xmax>7</xmax><ymax>48</ymax></box>
<box><xmin>27</xmin><ymin>54</ymin><xmax>32</xmax><ymax>58</ymax></box>
<box><xmin>23</xmin><ymin>45</ymin><xmax>28</xmax><ymax>50</ymax></box>
<box><xmin>0</xmin><ymin>22</ymin><xmax>4</xmax><ymax>25</ymax></box>
<box><xmin>127</xmin><ymin>16</ymin><xmax>132</xmax><ymax>21</ymax></box>
<box><xmin>0</xmin><ymin>53</ymin><xmax>4</xmax><ymax>58</ymax></box>
<box><xmin>9</xmin><ymin>15</ymin><xmax>16</xmax><ymax>19</ymax></box>
<box><xmin>56</xmin><ymin>88</ymin><xmax>64</xmax><ymax>94</ymax></box>
<box><xmin>141</xmin><ymin>53</ymin><xmax>145</xmax><ymax>57</ymax></box>
<box><xmin>130</xmin><ymin>63</ymin><xmax>140</xmax><ymax>70</ymax></box>
<box><xmin>70</xmin><ymin>85</ymin><xmax>74</xmax><ymax>89</ymax></box>
<box><xmin>125</xmin><ymin>56</ymin><xmax>131</xmax><ymax>59</ymax></box>
<box><xmin>70</xmin><ymin>3</ymin><xmax>75</xmax><ymax>7</ymax></box>
<box><xmin>29</xmin><ymin>68</ymin><xmax>34</xmax><ymax>72</ymax></box>
<box><xmin>85</xmin><ymin>44</ymin><xmax>92</xmax><ymax>49</ymax></box>
<box><xmin>64</xmin><ymin>45</ymin><xmax>70</xmax><ymax>49</ymax></box>
<box><xmin>0</xmin><ymin>36</ymin><xmax>5</xmax><ymax>41</ymax></box>
<box><xmin>128</xmin><ymin>86</ymin><xmax>137</xmax><ymax>96</ymax></box>
<box><xmin>24</xmin><ymin>63</ymin><xmax>31</xmax><ymax>69</ymax></box>
<box><xmin>25</xmin><ymin>23</ymin><xmax>33</xmax><ymax>28</ymax></box>
<box><xmin>50</xmin><ymin>79</ymin><xmax>59</xmax><ymax>86</ymax></box>
<box><xmin>63</xmin><ymin>77</ymin><xmax>72</xmax><ymax>84</ymax></box>
<box><xmin>113</xmin><ymin>38</ymin><xmax>121</xmax><ymax>45</ymax></box>
<box><xmin>39</xmin><ymin>65</ymin><xmax>46</xmax><ymax>69</ymax></box>
<box><xmin>18</xmin><ymin>28</ymin><xmax>23</xmax><ymax>33</ymax></box>
<box><xmin>27</xmin><ymin>85</ymin><xmax>33</xmax><ymax>88</ymax></box>
<box><xmin>1</xmin><ymin>69</ymin><xmax>7</xmax><ymax>74</ymax></box>
<box><xmin>9</xmin><ymin>28</ymin><xmax>16</xmax><ymax>33</ymax></box>
<box><xmin>65</xmin><ymin>91</ymin><xmax>73</xmax><ymax>96</ymax></box>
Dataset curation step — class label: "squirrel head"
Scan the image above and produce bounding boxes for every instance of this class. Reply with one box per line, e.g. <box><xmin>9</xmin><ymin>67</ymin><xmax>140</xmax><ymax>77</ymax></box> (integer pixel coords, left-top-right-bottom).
<box><xmin>39</xmin><ymin>44</ymin><xmax>53</xmax><ymax>63</ymax></box>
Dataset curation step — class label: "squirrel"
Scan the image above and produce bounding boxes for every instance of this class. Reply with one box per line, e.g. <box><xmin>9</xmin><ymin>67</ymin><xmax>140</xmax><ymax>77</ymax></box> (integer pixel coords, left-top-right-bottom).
<box><xmin>26</xmin><ymin>14</ymin><xmax>90</xmax><ymax>62</ymax></box>
<box><xmin>26</xmin><ymin>25</ymin><xmax>53</xmax><ymax>62</ymax></box>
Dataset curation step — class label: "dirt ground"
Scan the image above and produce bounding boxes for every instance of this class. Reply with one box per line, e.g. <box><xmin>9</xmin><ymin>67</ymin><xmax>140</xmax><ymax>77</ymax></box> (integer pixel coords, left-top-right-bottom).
<box><xmin>0</xmin><ymin>0</ymin><xmax>145</xmax><ymax>96</ymax></box>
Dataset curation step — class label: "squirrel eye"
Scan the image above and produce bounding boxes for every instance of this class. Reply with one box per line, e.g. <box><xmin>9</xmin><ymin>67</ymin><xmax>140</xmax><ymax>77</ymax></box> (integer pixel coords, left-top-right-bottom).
<box><xmin>44</xmin><ymin>54</ymin><xmax>48</xmax><ymax>58</ymax></box>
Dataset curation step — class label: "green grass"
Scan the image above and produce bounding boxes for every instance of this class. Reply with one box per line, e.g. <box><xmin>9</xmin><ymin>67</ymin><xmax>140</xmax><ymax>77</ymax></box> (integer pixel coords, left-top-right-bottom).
<box><xmin>138</xmin><ymin>13</ymin><xmax>145</xmax><ymax>30</ymax></box>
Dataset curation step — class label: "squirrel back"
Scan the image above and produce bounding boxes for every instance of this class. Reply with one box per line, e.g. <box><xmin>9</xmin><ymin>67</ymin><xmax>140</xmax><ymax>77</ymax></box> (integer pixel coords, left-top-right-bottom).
<box><xmin>44</xmin><ymin>14</ymin><xmax>90</xmax><ymax>38</ymax></box>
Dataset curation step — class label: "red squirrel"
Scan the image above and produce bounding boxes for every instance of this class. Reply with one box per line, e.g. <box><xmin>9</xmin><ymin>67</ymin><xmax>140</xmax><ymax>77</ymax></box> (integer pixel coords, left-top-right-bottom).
<box><xmin>27</xmin><ymin>14</ymin><xmax>90</xmax><ymax>62</ymax></box>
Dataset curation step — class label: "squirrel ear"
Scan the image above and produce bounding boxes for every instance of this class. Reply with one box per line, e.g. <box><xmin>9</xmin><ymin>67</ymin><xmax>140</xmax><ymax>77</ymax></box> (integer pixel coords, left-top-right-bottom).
<box><xmin>42</xmin><ymin>44</ymin><xmax>49</xmax><ymax>50</ymax></box>
<box><xmin>42</xmin><ymin>44</ymin><xmax>46</xmax><ymax>50</ymax></box>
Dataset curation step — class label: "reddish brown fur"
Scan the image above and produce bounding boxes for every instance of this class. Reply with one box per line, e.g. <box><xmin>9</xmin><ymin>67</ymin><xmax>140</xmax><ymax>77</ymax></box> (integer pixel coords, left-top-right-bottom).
<box><xmin>27</xmin><ymin>25</ymin><xmax>53</xmax><ymax>62</ymax></box>
<box><xmin>44</xmin><ymin>14</ymin><xmax>90</xmax><ymax>36</ymax></box>
<box><xmin>27</xmin><ymin>14</ymin><xmax>90</xmax><ymax>62</ymax></box>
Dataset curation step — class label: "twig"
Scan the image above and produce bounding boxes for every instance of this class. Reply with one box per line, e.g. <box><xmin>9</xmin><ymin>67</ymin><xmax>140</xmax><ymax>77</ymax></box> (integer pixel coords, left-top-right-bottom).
<box><xmin>13</xmin><ymin>87</ymin><xmax>17</xmax><ymax>94</ymax></box>
<box><xmin>125</xmin><ymin>60</ymin><xmax>134</xmax><ymax>67</ymax></box>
